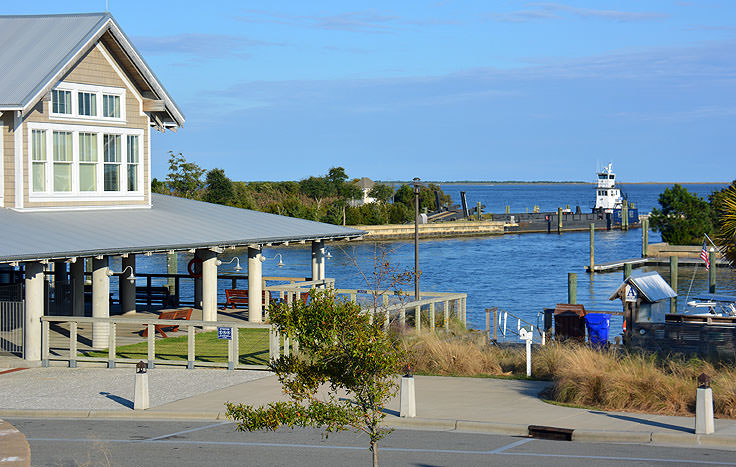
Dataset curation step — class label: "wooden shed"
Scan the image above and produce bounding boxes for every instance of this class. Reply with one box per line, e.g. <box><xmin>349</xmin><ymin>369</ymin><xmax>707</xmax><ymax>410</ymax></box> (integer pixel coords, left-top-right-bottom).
<box><xmin>554</xmin><ymin>303</ymin><xmax>586</xmax><ymax>341</ymax></box>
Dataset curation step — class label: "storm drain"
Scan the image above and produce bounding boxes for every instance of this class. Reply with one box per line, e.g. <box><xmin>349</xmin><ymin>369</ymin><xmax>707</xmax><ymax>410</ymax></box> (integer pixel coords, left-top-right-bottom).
<box><xmin>528</xmin><ymin>425</ymin><xmax>574</xmax><ymax>441</ymax></box>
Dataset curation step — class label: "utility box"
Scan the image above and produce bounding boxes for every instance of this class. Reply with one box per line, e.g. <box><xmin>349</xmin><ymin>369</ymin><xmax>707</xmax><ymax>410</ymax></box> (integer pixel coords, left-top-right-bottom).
<box><xmin>554</xmin><ymin>303</ymin><xmax>586</xmax><ymax>341</ymax></box>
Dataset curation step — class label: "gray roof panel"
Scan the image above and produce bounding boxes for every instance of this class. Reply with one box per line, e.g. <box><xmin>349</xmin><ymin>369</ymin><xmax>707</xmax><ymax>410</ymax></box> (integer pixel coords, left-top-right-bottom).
<box><xmin>0</xmin><ymin>13</ymin><xmax>109</xmax><ymax>108</ymax></box>
<box><xmin>609</xmin><ymin>271</ymin><xmax>677</xmax><ymax>302</ymax></box>
<box><xmin>0</xmin><ymin>195</ymin><xmax>364</xmax><ymax>262</ymax></box>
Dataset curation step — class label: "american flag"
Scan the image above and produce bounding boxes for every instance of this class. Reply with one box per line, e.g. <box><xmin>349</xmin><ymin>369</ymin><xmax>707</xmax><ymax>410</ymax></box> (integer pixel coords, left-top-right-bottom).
<box><xmin>700</xmin><ymin>241</ymin><xmax>710</xmax><ymax>270</ymax></box>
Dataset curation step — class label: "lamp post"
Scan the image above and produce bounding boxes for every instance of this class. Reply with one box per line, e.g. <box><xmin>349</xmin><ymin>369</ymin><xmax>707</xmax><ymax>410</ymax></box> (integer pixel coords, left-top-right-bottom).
<box><xmin>413</xmin><ymin>177</ymin><xmax>422</xmax><ymax>301</ymax></box>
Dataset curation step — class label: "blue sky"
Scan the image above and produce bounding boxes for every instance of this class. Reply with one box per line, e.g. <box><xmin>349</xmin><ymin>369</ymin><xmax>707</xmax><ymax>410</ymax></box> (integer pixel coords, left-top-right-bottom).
<box><xmin>6</xmin><ymin>1</ymin><xmax>736</xmax><ymax>182</ymax></box>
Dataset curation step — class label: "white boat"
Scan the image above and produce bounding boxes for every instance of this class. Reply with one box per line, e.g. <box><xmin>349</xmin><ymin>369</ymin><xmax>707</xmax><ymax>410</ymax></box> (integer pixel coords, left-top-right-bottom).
<box><xmin>594</xmin><ymin>163</ymin><xmax>625</xmax><ymax>213</ymax></box>
<box><xmin>684</xmin><ymin>294</ymin><xmax>736</xmax><ymax>317</ymax></box>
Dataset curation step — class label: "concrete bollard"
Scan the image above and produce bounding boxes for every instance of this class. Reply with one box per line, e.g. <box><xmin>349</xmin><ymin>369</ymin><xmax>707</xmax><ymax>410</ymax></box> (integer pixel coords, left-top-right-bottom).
<box><xmin>696</xmin><ymin>373</ymin><xmax>714</xmax><ymax>434</ymax></box>
<box><xmin>134</xmin><ymin>361</ymin><xmax>149</xmax><ymax>410</ymax></box>
<box><xmin>400</xmin><ymin>374</ymin><xmax>416</xmax><ymax>418</ymax></box>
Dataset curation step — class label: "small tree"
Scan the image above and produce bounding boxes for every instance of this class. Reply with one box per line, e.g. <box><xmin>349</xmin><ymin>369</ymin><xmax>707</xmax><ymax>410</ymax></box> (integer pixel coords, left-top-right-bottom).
<box><xmin>165</xmin><ymin>151</ymin><xmax>205</xmax><ymax>199</ymax></box>
<box><xmin>714</xmin><ymin>182</ymin><xmax>736</xmax><ymax>266</ymax></box>
<box><xmin>226</xmin><ymin>289</ymin><xmax>403</xmax><ymax>467</ymax></box>
<box><xmin>202</xmin><ymin>168</ymin><xmax>234</xmax><ymax>205</ymax></box>
<box><xmin>649</xmin><ymin>184</ymin><xmax>713</xmax><ymax>245</ymax></box>
<box><xmin>369</xmin><ymin>184</ymin><xmax>394</xmax><ymax>204</ymax></box>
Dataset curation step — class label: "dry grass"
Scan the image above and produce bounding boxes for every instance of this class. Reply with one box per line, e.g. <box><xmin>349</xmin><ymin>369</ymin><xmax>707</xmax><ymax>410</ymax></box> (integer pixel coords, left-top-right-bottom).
<box><xmin>401</xmin><ymin>333</ymin><xmax>736</xmax><ymax>418</ymax></box>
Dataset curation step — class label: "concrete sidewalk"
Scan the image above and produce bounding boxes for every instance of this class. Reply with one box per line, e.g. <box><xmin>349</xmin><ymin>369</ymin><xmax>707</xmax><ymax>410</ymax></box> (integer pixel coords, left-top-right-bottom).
<box><xmin>2</xmin><ymin>368</ymin><xmax>735</xmax><ymax>449</ymax></box>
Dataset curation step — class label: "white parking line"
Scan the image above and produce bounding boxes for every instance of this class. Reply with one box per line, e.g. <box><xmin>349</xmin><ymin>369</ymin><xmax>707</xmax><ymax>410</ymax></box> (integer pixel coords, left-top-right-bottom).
<box><xmin>488</xmin><ymin>438</ymin><xmax>533</xmax><ymax>453</ymax></box>
<box><xmin>24</xmin><ymin>437</ymin><xmax>736</xmax><ymax>464</ymax></box>
<box><xmin>145</xmin><ymin>421</ymin><xmax>229</xmax><ymax>441</ymax></box>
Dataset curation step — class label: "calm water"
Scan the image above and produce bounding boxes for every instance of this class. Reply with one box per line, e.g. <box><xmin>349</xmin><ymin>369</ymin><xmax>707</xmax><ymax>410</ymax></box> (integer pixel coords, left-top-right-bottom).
<box><xmin>121</xmin><ymin>183</ymin><xmax>733</xmax><ymax>334</ymax></box>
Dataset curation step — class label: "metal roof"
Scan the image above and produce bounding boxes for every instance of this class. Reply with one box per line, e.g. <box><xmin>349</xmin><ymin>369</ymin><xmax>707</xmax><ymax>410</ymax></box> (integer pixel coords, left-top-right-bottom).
<box><xmin>0</xmin><ymin>13</ymin><xmax>184</xmax><ymax>126</ymax></box>
<box><xmin>609</xmin><ymin>271</ymin><xmax>677</xmax><ymax>303</ymax></box>
<box><xmin>0</xmin><ymin>195</ymin><xmax>364</xmax><ymax>263</ymax></box>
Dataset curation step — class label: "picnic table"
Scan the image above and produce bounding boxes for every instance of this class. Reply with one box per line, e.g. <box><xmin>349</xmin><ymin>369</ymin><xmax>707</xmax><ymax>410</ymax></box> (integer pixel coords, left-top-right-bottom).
<box><xmin>140</xmin><ymin>308</ymin><xmax>192</xmax><ymax>338</ymax></box>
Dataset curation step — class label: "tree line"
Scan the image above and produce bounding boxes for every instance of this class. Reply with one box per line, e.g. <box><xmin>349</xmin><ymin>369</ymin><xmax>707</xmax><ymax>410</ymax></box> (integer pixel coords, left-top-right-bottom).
<box><xmin>152</xmin><ymin>152</ymin><xmax>452</xmax><ymax>226</ymax></box>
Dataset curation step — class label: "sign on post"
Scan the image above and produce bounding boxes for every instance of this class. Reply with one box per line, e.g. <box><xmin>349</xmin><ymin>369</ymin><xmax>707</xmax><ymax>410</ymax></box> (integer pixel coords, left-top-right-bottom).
<box><xmin>625</xmin><ymin>285</ymin><xmax>638</xmax><ymax>303</ymax></box>
<box><xmin>217</xmin><ymin>327</ymin><xmax>232</xmax><ymax>340</ymax></box>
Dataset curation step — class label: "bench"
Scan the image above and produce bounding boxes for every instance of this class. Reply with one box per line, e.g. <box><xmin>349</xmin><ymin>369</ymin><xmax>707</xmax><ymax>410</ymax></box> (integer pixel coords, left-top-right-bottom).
<box><xmin>136</xmin><ymin>286</ymin><xmax>173</xmax><ymax>307</ymax></box>
<box><xmin>224</xmin><ymin>289</ymin><xmax>271</xmax><ymax>309</ymax></box>
<box><xmin>140</xmin><ymin>308</ymin><xmax>192</xmax><ymax>338</ymax></box>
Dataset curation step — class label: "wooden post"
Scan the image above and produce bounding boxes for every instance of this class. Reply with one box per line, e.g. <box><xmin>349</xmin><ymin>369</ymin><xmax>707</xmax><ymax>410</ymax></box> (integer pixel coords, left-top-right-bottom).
<box><xmin>42</xmin><ymin>320</ymin><xmax>50</xmax><ymax>367</ymax></box>
<box><xmin>492</xmin><ymin>308</ymin><xmax>498</xmax><ymax>341</ymax></box>
<box><xmin>568</xmin><ymin>273</ymin><xmax>577</xmax><ymax>304</ymax></box>
<box><xmin>147</xmin><ymin>323</ymin><xmax>155</xmax><ymax>369</ymax></box>
<box><xmin>400</xmin><ymin>307</ymin><xmax>406</xmax><ymax>327</ymax></box>
<box><xmin>444</xmin><ymin>301</ymin><xmax>449</xmax><ymax>331</ymax></box>
<box><xmin>107</xmin><ymin>322</ymin><xmax>116</xmax><ymax>368</ymax></box>
<box><xmin>589</xmin><ymin>223</ymin><xmax>595</xmax><ymax>272</ymax></box>
<box><xmin>624</xmin><ymin>263</ymin><xmax>632</xmax><ymax>281</ymax></box>
<box><xmin>505</xmin><ymin>205</ymin><xmax>510</xmax><ymax>214</ymax></box>
<box><xmin>476</xmin><ymin>201</ymin><xmax>482</xmax><ymax>220</ymax></box>
<box><xmin>486</xmin><ymin>308</ymin><xmax>490</xmax><ymax>340</ymax></box>
<box><xmin>642</xmin><ymin>218</ymin><xmax>649</xmax><ymax>257</ymax></box>
<box><xmin>167</xmin><ymin>252</ymin><xmax>177</xmax><ymax>295</ymax></box>
<box><xmin>429</xmin><ymin>302</ymin><xmax>435</xmax><ymax>332</ymax></box>
<box><xmin>709</xmin><ymin>249</ymin><xmax>716</xmax><ymax>293</ymax></box>
<box><xmin>187</xmin><ymin>325</ymin><xmax>195</xmax><ymax>369</ymax></box>
<box><xmin>622</xmin><ymin>201</ymin><xmax>629</xmax><ymax>231</ymax></box>
<box><xmin>69</xmin><ymin>321</ymin><xmax>78</xmax><ymax>368</ymax></box>
<box><xmin>415</xmin><ymin>305</ymin><xmax>421</xmax><ymax>333</ymax></box>
<box><xmin>557</xmin><ymin>207</ymin><xmax>563</xmax><ymax>233</ymax></box>
<box><xmin>670</xmin><ymin>256</ymin><xmax>678</xmax><ymax>314</ymax></box>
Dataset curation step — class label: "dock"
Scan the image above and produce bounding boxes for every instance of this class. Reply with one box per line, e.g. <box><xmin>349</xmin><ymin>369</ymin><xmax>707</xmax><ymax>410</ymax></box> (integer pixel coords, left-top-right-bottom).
<box><xmin>587</xmin><ymin>257</ymin><xmax>730</xmax><ymax>273</ymax></box>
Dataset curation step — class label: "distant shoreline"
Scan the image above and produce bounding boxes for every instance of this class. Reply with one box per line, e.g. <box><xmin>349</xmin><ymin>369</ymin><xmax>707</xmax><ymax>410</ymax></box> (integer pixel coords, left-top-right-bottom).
<box><xmin>376</xmin><ymin>181</ymin><xmax>728</xmax><ymax>186</ymax></box>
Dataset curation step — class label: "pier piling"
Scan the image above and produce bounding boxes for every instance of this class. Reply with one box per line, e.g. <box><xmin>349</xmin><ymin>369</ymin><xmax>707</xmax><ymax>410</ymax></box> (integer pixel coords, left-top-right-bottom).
<box><xmin>670</xmin><ymin>256</ymin><xmax>678</xmax><ymax>313</ymax></box>
<box><xmin>622</xmin><ymin>202</ymin><xmax>629</xmax><ymax>231</ymax></box>
<box><xmin>624</xmin><ymin>263</ymin><xmax>632</xmax><ymax>280</ymax></box>
<box><xmin>709</xmin><ymin>249</ymin><xmax>716</xmax><ymax>293</ymax></box>
<box><xmin>589</xmin><ymin>223</ymin><xmax>595</xmax><ymax>271</ymax></box>
<box><xmin>642</xmin><ymin>218</ymin><xmax>649</xmax><ymax>257</ymax></box>
<box><xmin>568</xmin><ymin>273</ymin><xmax>577</xmax><ymax>304</ymax></box>
<box><xmin>557</xmin><ymin>208</ymin><xmax>563</xmax><ymax>234</ymax></box>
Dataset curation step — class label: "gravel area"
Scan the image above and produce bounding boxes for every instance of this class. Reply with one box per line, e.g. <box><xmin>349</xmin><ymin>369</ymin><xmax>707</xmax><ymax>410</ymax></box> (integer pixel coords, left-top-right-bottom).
<box><xmin>0</xmin><ymin>367</ymin><xmax>269</xmax><ymax>411</ymax></box>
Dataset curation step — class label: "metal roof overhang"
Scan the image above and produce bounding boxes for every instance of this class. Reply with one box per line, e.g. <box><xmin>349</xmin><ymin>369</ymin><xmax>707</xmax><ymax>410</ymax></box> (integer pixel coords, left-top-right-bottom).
<box><xmin>0</xmin><ymin>195</ymin><xmax>364</xmax><ymax>264</ymax></box>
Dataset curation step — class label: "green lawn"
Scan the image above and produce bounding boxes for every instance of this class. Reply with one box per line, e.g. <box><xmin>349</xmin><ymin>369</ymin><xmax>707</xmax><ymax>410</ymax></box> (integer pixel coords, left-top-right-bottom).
<box><xmin>84</xmin><ymin>328</ymin><xmax>270</xmax><ymax>366</ymax></box>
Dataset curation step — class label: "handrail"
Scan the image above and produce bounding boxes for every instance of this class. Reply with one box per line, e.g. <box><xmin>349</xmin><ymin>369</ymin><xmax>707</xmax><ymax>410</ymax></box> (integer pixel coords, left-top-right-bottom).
<box><xmin>487</xmin><ymin>307</ymin><xmax>543</xmax><ymax>345</ymax></box>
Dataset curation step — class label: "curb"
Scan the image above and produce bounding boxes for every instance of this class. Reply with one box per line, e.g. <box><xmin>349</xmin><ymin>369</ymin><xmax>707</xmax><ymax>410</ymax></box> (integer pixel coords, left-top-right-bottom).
<box><xmin>0</xmin><ymin>409</ymin><xmax>222</xmax><ymax>421</ymax></box>
<box><xmin>573</xmin><ymin>429</ymin><xmax>651</xmax><ymax>444</ymax></box>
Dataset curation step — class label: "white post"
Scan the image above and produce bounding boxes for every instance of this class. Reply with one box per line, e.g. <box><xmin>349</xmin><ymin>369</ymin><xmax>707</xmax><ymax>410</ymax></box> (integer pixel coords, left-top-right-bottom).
<box><xmin>92</xmin><ymin>256</ymin><xmax>110</xmax><ymax>350</ymax></box>
<box><xmin>120</xmin><ymin>255</ymin><xmax>136</xmax><ymax>315</ymax></box>
<box><xmin>696</xmin><ymin>387</ymin><xmax>715</xmax><ymax>434</ymax></box>
<box><xmin>248</xmin><ymin>247</ymin><xmax>263</xmax><ymax>323</ymax></box>
<box><xmin>400</xmin><ymin>375</ymin><xmax>416</xmax><ymax>418</ymax></box>
<box><xmin>311</xmin><ymin>240</ymin><xmax>325</xmax><ymax>284</ymax></box>
<box><xmin>134</xmin><ymin>371</ymin><xmax>150</xmax><ymax>410</ymax></box>
<box><xmin>24</xmin><ymin>261</ymin><xmax>44</xmax><ymax>362</ymax></box>
<box><xmin>199</xmin><ymin>249</ymin><xmax>218</xmax><ymax>329</ymax></box>
<box><xmin>70</xmin><ymin>260</ymin><xmax>85</xmax><ymax>317</ymax></box>
<box><xmin>520</xmin><ymin>327</ymin><xmax>533</xmax><ymax>378</ymax></box>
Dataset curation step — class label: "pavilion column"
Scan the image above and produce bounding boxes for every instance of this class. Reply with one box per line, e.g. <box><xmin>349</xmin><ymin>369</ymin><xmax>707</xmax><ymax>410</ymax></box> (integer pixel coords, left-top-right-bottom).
<box><xmin>248</xmin><ymin>247</ymin><xmax>263</xmax><ymax>323</ymax></box>
<box><xmin>311</xmin><ymin>240</ymin><xmax>325</xmax><ymax>284</ymax></box>
<box><xmin>120</xmin><ymin>255</ymin><xmax>136</xmax><ymax>315</ymax></box>
<box><xmin>70</xmin><ymin>260</ymin><xmax>85</xmax><ymax>317</ymax></box>
<box><xmin>198</xmin><ymin>249</ymin><xmax>218</xmax><ymax>328</ymax></box>
<box><xmin>53</xmin><ymin>260</ymin><xmax>67</xmax><ymax>284</ymax></box>
<box><xmin>92</xmin><ymin>256</ymin><xmax>110</xmax><ymax>350</ymax></box>
<box><xmin>24</xmin><ymin>261</ymin><xmax>44</xmax><ymax>362</ymax></box>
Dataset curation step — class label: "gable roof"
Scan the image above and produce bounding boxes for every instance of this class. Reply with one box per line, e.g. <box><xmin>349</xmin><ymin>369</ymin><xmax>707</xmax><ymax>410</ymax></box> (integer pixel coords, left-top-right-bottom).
<box><xmin>608</xmin><ymin>271</ymin><xmax>677</xmax><ymax>303</ymax></box>
<box><xmin>0</xmin><ymin>194</ymin><xmax>364</xmax><ymax>263</ymax></box>
<box><xmin>0</xmin><ymin>13</ymin><xmax>184</xmax><ymax>128</ymax></box>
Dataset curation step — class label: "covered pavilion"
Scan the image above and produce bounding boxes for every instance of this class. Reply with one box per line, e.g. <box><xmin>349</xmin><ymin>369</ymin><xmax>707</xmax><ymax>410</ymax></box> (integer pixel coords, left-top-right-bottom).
<box><xmin>0</xmin><ymin>194</ymin><xmax>363</xmax><ymax>362</ymax></box>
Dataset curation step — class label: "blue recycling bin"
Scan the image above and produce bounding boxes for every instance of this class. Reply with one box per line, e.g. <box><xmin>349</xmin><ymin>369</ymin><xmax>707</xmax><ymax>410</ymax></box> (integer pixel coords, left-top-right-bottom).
<box><xmin>584</xmin><ymin>313</ymin><xmax>610</xmax><ymax>348</ymax></box>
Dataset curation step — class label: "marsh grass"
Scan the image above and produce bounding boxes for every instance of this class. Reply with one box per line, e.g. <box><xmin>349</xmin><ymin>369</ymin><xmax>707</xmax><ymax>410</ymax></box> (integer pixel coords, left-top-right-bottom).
<box><xmin>402</xmin><ymin>333</ymin><xmax>736</xmax><ymax>418</ymax></box>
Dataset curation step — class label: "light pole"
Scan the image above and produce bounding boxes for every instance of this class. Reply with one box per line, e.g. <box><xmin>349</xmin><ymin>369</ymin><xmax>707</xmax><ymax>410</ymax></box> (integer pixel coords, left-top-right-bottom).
<box><xmin>413</xmin><ymin>177</ymin><xmax>422</xmax><ymax>301</ymax></box>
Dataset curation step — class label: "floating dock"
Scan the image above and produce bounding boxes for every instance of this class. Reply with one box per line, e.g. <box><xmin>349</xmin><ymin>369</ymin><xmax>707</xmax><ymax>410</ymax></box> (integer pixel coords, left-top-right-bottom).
<box><xmin>587</xmin><ymin>256</ymin><xmax>730</xmax><ymax>273</ymax></box>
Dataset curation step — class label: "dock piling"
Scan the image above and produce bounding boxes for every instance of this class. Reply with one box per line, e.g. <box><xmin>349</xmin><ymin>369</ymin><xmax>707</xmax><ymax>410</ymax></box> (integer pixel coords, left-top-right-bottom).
<box><xmin>709</xmin><ymin>249</ymin><xmax>716</xmax><ymax>293</ymax></box>
<box><xmin>589</xmin><ymin>223</ymin><xmax>595</xmax><ymax>272</ymax></box>
<box><xmin>642</xmin><ymin>218</ymin><xmax>649</xmax><ymax>257</ymax></box>
<box><xmin>622</xmin><ymin>202</ymin><xmax>629</xmax><ymax>231</ymax></box>
<box><xmin>623</xmin><ymin>263</ymin><xmax>632</xmax><ymax>281</ymax></box>
<box><xmin>568</xmin><ymin>273</ymin><xmax>577</xmax><ymax>304</ymax></box>
<box><xmin>670</xmin><ymin>256</ymin><xmax>678</xmax><ymax>313</ymax></box>
<box><xmin>557</xmin><ymin>208</ymin><xmax>563</xmax><ymax>234</ymax></box>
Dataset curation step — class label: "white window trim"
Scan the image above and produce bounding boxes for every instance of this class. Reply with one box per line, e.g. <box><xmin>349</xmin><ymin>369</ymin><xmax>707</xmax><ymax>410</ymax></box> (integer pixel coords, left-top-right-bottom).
<box><xmin>27</xmin><ymin>121</ymin><xmax>143</xmax><ymax>202</ymax></box>
<box><xmin>49</xmin><ymin>82</ymin><xmax>127</xmax><ymax>124</ymax></box>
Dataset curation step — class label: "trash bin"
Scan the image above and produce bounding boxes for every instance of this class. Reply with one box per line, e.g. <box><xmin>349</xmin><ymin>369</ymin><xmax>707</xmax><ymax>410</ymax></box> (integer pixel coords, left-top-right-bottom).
<box><xmin>585</xmin><ymin>313</ymin><xmax>610</xmax><ymax>348</ymax></box>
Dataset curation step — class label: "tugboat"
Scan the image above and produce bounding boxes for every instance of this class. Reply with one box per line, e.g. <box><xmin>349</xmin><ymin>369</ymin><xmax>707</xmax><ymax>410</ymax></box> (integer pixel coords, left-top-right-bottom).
<box><xmin>592</xmin><ymin>163</ymin><xmax>639</xmax><ymax>225</ymax></box>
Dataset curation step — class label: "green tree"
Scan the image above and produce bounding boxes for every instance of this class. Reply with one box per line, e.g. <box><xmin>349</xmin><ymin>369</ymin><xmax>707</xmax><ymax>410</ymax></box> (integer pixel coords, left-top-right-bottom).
<box><xmin>225</xmin><ymin>289</ymin><xmax>403</xmax><ymax>467</ymax></box>
<box><xmin>151</xmin><ymin>177</ymin><xmax>169</xmax><ymax>195</ymax></box>
<box><xmin>231</xmin><ymin>182</ymin><xmax>257</xmax><ymax>210</ymax></box>
<box><xmin>713</xmin><ymin>182</ymin><xmax>736</xmax><ymax>266</ymax></box>
<box><xmin>369</xmin><ymin>184</ymin><xmax>394</xmax><ymax>203</ymax></box>
<box><xmin>650</xmin><ymin>184</ymin><xmax>713</xmax><ymax>245</ymax></box>
<box><xmin>202</xmin><ymin>168</ymin><xmax>234</xmax><ymax>205</ymax></box>
<box><xmin>165</xmin><ymin>151</ymin><xmax>205</xmax><ymax>199</ymax></box>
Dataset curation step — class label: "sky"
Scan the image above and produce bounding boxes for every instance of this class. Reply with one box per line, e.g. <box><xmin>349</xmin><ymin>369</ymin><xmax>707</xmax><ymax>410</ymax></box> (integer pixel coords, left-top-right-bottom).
<box><xmin>5</xmin><ymin>1</ymin><xmax>736</xmax><ymax>182</ymax></box>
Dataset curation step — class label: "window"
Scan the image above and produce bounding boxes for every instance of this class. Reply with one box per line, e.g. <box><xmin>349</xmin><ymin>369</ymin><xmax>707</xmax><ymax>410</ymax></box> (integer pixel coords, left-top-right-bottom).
<box><xmin>126</xmin><ymin>135</ymin><xmax>139</xmax><ymax>191</ymax></box>
<box><xmin>103</xmin><ymin>134</ymin><xmax>121</xmax><ymax>191</ymax></box>
<box><xmin>79</xmin><ymin>133</ymin><xmax>98</xmax><ymax>192</ymax></box>
<box><xmin>78</xmin><ymin>92</ymin><xmax>97</xmax><ymax>116</ymax></box>
<box><xmin>31</xmin><ymin>130</ymin><xmax>47</xmax><ymax>192</ymax></box>
<box><xmin>103</xmin><ymin>95</ymin><xmax>120</xmax><ymax>118</ymax></box>
<box><xmin>52</xmin><ymin>131</ymin><xmax>73</xmax><ymax>192</ymax></box>
<box><xmin>51</xmin><ymin>90</ymin><xmax>72</xmax><ymax>114</ymax></box>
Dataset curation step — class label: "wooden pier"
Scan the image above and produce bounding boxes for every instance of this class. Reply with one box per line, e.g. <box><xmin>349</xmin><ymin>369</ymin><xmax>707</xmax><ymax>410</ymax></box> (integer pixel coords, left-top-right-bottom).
<box><xmin>587</xmin><ymin>256</ymin><xmax>730</xmax><ymax>273</ymax></box>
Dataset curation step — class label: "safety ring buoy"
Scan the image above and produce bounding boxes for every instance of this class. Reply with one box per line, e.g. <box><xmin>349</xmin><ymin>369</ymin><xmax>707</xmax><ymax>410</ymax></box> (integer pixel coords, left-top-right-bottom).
<box><xmin>188</xmin><ymin>257</ymin><xmax>203</xmax><ymax>278</ymax></box>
